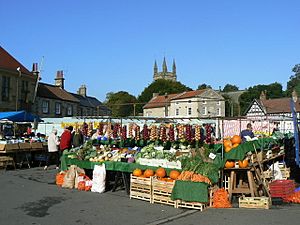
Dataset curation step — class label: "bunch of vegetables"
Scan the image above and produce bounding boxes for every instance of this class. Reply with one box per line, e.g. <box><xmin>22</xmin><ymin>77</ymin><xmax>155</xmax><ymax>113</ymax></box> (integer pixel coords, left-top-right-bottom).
<box><xmin>177</xmin><ymin>171</ymin><xmax>211</xmax><ymax>184</ymax></box>
<box><xmin>284</xmin><ymin>191</ymin><xmax>300</xmax><ymax>203</ymax></box>
<box><xmin>159</xmin><ymin>125</ymin><xmax>167</xmax><ymax>142</ymax></box>
<box><xmin>177</xmin><ymin>124</ymin><xmax>185</xmax><ymax>140</ymax></box>
<box><xmin>98</xmin><ymin>123</ymin><xmax>104</xmax><ymax>135</ymax></box>
<box><xmin>112</xmin><ymin>123</ymin><xmax>121</xmax><ymax>139</ymax></box>
<box><xmin>185</xmin><ymin>124</ymin><xmax>193</xmax><ymax>142</ymax></box>
<box><xmin>135</xmin><ymin>144</ymin><xmax>176</xmax><ymax>161</ymax></box>
<box><xmin>128</xmin><ymin>123</ymin><xmax>133</xmax><ymax>139</ymax></box>
<box><xmin>121</xmin><ymin>125</ymin><xmax>127</xmax><ymax>140</ymax></box>
<box><xmin>212</xmin><ymin>188</ymin><xmax>232</xmax><ymax>208</ymax></box>
<box><xmin>106</xmin><ymin>122</ymin><xmax>112</xmax><ymax>139</ymax></box>
<box><xmin>205</xmin><ymin>124</ymin><xmax>212</xmax><ymax>143</ymax></box>
<box><xmin>135</xmin><ymin>125</ymin><xmax>140</xmax><ymax>141</ymax></box>
<box><xmin>143</xmin><ymin>124</ymin><xmax>149</xmax><ymax>140</ymax></box>
<box><xmin>168</xmin><ymin>124</ymin><xmax>175</xmax><ymax>142</ymax></box>
<box><xmin>149</xmin><ymin>125</ymin><xmax>158</xmax><ymax>141</ymax></box>
<box><xmin>195</xmin><ymin>125</ymin><xmax>201</xmax><ymax>141</ymax></box>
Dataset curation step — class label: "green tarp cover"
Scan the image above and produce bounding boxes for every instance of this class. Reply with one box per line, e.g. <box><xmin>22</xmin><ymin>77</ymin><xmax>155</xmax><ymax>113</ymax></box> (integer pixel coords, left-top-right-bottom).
<box><xmin>171</xmin><ymin>180</ymin><xmax>209</xmax><ymax>203</ymax></box>
<box><xmin>224</xmin><ymin>138</ymin><xmax>276</xmax><ymax>161</ymax></box>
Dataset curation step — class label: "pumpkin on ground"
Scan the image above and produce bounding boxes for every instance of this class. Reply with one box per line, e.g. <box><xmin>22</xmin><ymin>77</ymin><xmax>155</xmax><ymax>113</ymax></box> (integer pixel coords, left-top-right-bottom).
<box><xmin>169</xmin><ymin>170</ymin><xmax>180</xmax><ymax>180</ymax></box>
<box><xmin>238</xmin><ymin>159</ymin><xmax>249</xmax><ymax>168</ymax></box>
<box><xmin>133</xmin><ymin>168</ymin><xmax>143</xmax><ymax>177</ymax></box>
<box><xmin>144</xmin><ymin>169</ymin><xmax>154</xmax><ymax>178</ymax></box>
<box><xmin>231</xmin><ymin>135</ymin><xmax>241</xmax><ymax>145</ymax></box>
<box><xmin>225</xmin><ymin>161</ymin><xmax>235</xmax><ymax>168</ymax></box>
<box><xmin>156</xmin><ymin>167</ymin><xmax>166</xmax><ymax>178</ymax></box>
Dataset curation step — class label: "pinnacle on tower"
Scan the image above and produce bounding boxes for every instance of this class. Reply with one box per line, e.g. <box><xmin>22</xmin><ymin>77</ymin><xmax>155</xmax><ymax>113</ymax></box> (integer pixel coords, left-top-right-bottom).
<box><xmin>162</xmin><ymin>57</ymin><xmax>167</xmax><ymax>73</ymax></box>
<box><xmin>172</xmin><ymin>59</ymin><xmax>176</xmax><ymax>76</ymax></box>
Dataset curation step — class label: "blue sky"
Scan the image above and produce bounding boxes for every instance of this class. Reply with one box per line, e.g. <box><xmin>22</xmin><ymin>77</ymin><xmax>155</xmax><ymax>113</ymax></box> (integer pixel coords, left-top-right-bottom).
<box><xmin>1</xmin><ymin>0</ymin><xmax>300</xmax><ymax>101</ymax></box>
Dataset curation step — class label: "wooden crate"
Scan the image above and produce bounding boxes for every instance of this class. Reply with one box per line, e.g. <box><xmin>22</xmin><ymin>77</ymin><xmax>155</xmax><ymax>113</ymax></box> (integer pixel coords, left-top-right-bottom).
<box><xmin>31</xmin><ymin>142</ymin><xmax>43</xmax><ymax>149</ymax></box>
<box><xmin>152</xmin><ymin>177</ymin><xmax>176</xmax><ymax>207</ymax></box>
<box><xmin>130</xmin><ymin>175</ymin><xmax>152</xmax><ymax>202</ymax></box>
<box><xmin>176</xmin><ymin>200</ymin><xmax>207</xmax><ymax>211</ymax></box>
<box><xmin>239</xmin><ymin>196</ymin><xmax>271</xmax><ymax>209</ymax></box>
<box><xmin>0</xmin><ymin>144</ymin><xmax>5</xmax><ymax>151</ymax></box>
<box><xmin>263</xmin><ymin>168</ymin><xmax>290</xmax><ymax>180</ymax></box>
<box><xmin>5</xmin><ymin>143</ymin><xmax>19</xmax><ymax>152</ymax></box>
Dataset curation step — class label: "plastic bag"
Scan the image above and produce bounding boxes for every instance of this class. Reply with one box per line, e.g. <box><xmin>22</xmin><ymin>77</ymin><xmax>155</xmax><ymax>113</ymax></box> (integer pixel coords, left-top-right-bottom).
<box><xmin>62</xmin><ymin>165</ymin><xmax>76</xmax><ymax>189</ymax></box>
<box><xmin>91</xmin><ymin>164</ymin><xmax>106</xmax><ymax>193</ymax></box>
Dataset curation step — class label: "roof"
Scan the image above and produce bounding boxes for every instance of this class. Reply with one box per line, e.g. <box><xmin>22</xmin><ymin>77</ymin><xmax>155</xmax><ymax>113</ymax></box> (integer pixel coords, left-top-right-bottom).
<box><xmin>0</xmin><ymin>46</ymin><xmax>33</xmax><ymax>76</ymax></box>
<box><xmin>0</xmin><ymin>110</ymin><xmax>41</xmax><ymax>122</ymax></box>
<box><xmin>71</xmin><ymin>93</ymin><xmax>111</xmax><ymax>113</ymax></box>
<box><xmin>143</xmin><ymin>93</ymin><xmax>179</xmax><ymax>109</ymax></box>
<box><xmin>37</xmin><ymin>83</ymin><xmax>79</xmax><ymax>103</ymax></box>
<box><xmin>260</xmin><ymin>97</ymin><xmax>300</xmax><ymax>114</ymax></box>
<box><xmin>171</xmin><ymin>89</ymin><xmax>207</xmax><ymax>100</ymax></box>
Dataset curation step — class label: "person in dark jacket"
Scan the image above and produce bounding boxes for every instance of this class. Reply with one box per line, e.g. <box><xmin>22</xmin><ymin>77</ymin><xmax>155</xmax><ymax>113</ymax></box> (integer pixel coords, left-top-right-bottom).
<box><xmin>72</xmin><ymin>127</ymin><xmax>84</xmax><ymax>147</ymax></box>
<box><xmin>240</xmin><ymin>123</ymin><xmax>254</xmax><ymax>143</ymax></box>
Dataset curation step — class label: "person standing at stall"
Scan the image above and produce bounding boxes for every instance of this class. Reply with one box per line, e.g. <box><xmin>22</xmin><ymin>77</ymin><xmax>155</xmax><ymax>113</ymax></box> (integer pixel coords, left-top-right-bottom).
<box><xmin>59</xmin><ymin>126</ymin><xmax>72</xmax><ymax>152</ymax></box>
<box><xmin>44</xmin><ymin>128</ymin><xmax>60</xmax><ymax>170</ymax></box>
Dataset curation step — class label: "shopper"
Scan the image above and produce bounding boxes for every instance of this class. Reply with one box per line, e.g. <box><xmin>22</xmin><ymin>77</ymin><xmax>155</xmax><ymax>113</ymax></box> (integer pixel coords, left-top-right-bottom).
<box><xmin>44</xmin><ymin>128</ymin><xmax>60</xmax><ymax>170</ymax></box>
<box><xmin>240</xmin><ymin>123</ymin><xmax>254</xmax><ymax>143</ymax></box>
<box><xmin>72</xmin><ymin>127</ymin><xmax>84</xmax><ymax>147</ymax></box>
<box><xmin>59</xmin><ymin>126</ymin><xmax>72</xmax><ymax>152</ymax></box>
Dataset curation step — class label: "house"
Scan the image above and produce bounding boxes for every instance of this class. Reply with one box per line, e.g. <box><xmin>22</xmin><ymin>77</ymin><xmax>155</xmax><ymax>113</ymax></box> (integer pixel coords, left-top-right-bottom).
<box><xmin>143</xmin><ymin>88</ymin><xmax>225</xmax><ymax>118</ymax></box>
<box><xmin>0</xmin><ymin>46</ymin><xmax>38</xmax><ymax>112</ymax></box>
<box><xmin>245</xmin><ymin>91</ymin><xmax>299</xmax><ymax>133</ymax></box>
<box><xmin>34</xmin><ymin>71</ymin><xmax>111</xmax><ymax>118</ymax></box>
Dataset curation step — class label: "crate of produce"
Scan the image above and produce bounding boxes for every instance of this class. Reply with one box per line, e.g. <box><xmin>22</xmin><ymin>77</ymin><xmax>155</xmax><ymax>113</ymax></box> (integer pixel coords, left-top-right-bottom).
<box><xmin>130</xmin><ymin>175</ymin><xmax>152</xmax><ymax>202</ymax></box>
<box><xmin>239</xmin><ymin>196</ymin><xmax>271</xmax><ymax>209</ymax></box>
<box><xmin>269</xmin><ymin>180</ymin><xmax>295</xmax><ymax>198</ymax></box>
<box><xmin>151</xmin><ymin>177</ymin><xmax>176</xmax><ymax>207</ymax></box>
<box><xmin>263</xmin><ymin>168</ymin><xmax>290</xmax><ymax>180</ymax></box>
<box><xmin>176</xmin><ymin>200</ymin><xmax>207</xmax><ymax>211</ymax></box>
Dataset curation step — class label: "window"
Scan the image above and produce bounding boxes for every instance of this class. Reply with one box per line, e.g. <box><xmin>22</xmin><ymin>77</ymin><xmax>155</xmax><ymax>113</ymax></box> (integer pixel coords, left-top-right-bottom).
<box><xmin>202</xmin><ymin>100</ymin><xmax>207</xmax><ymax>104</ymax></box>
<box><xmin>1</xmin><ymin>76</ymin><xmax>10</xmax><ymax>101</ymax></box>
<box><xmin>217</xmin><ymin>101</ymin><xmax>221</xmax><ymax>105</ymax></box>
<box><xmin>188</xmin><ymin>107</ymin><xmax>192</xmax><ymax>115</ymax></box>
<box><xmin>55</xmin><ymin>102</ymin><xmax>61</xmax><ymax>115</ymax></box>
<box><xmin>217</xmin><ymin>108</ymin><xmax>221</xmax><ymax>116</ymax></box>
<box><xmin>67</xmin><ymin>105</ymin><xmax>73</xmax><ymax>116</ymax></box>
<box><xmin>42</xmin><ymin>101</ymin><xmax>49</xmax><ymax>113</ymax></box>
<box><xmin>201</xmin><ymin>106</ymin><xmax>207</xmax><ymax>115</ymax></box>
<box><xmin>188</xmin><ymin>100</ymin><xmax>192</xmax><ymax>103</ymax></box>
<box><xmin>176</xmin><ymin>108</ymin><xmax>179</xmax><ymax>116</ymax></box>
<box><xmin>21</xmin><ymin>80</ymin><xmax>29</xmax><ymax>103</ymax></box>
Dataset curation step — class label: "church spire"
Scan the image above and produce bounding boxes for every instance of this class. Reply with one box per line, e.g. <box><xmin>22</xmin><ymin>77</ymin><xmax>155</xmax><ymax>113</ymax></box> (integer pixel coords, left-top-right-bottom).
<box><xmin>154</xmin><ymin>60</ymin><xmax>158</xmax><ymax>74</ymax></box>
<box><xmin>172</xmin><ymin>59</ymin><xmax>176</xmax><ymax>76</ymax></box>
<box><xmin>162</xmin><ymin>57</ymin><xmax>167</xmax><ymax>73</ymax></box>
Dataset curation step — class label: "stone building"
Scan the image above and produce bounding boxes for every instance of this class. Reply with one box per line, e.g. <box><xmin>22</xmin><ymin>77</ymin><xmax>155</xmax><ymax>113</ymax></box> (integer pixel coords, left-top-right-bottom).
<box><xmin>153</xmin><ymin>57</ymin><xmax>177</xmax><ymax>82</ymax></box>
<box><xmin>0</xmin><ymin>46</ymin><xmax>38</xmax><ymax>112</ymax></box>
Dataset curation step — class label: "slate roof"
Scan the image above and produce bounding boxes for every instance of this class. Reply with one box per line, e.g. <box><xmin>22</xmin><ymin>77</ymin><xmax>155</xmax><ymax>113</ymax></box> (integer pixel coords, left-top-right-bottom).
<box><xmin>37</xmin><ymin>83</ymin><xmax>79</xmax><ymax>103</ymax></box>
<box><xmin>0</xmin><ymin>46</ymin><xmax>33</xmax><ymax>76</ymax></box>
<box><xmin>71</xmin><ymin>93</ymin><xmax>111</xmax><ymax>113</ymax></box>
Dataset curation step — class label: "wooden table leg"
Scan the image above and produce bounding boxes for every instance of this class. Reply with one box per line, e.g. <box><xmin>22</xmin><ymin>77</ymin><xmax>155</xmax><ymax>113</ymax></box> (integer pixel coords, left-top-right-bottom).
<box><xmin>228</xmin><ymin>171</ymin><xmax>235</xmax><ymax>201</ymax></box>
<box><xmin>247</xmin><ymin>170</ymin><xmax>257</xmax><ymax>197</ymax></box>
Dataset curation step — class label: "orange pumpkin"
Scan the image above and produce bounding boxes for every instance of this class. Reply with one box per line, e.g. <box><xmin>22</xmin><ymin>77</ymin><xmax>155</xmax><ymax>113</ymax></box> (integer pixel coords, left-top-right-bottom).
<box><xmin>223</xmin><ymin>139</ymin><xmax>232</xmax><ymax>148</ymax></box>
<box><xmin>232</xmin><ymin>143</ymin><xmax>239</xmax><ymax>148</ymax></box>
<box><xmin>144</xmin><ymin>169</ymin><xmax>154</xmax><ymax>178</ymax></box>
<box><xmin>238</xmin><ymin>159</ymin><xmax>249</xmax><ymax>168</ymax></box>
<box><xmin>225</xmin><ymin>161</ymin><xmax>235</xmax><ymax>168</ymax></box>
<box><xmin>156</xmin><ymin>167</ymin><xmax>166</xmax><ymax>178</ymax></box>
<box><xmin>133</xmin><ymin>168</ymin><xmax>143</xmax><ymax>177</ymax></box>
<box><xmin>225</xmin><ymin>146</ymin><xmax>232</xmax><ymax>153</ymax></box>
<box><xmin>169</xmin><ymin>170</ymin><xmax>180</xmax><ymax>180</ymax></box>
<box><xmin>231</xmin><ymin>135</ymin><xmax>241</xmax><ymax>145</ymax></box>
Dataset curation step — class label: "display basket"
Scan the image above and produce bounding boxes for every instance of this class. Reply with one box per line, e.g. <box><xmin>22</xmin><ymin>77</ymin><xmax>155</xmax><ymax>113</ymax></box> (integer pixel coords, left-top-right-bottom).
<box><xmin>239</xmin><ymin>196</ymin><xmax>271</xmax><ymax>209</ymax></box>
<box><xmin>151</xmin><ymin>176</ymin><xmax>177</xmax><ymax>207</ymax></box>
<box><xmin>269</xmin><ymin>180</ymin><xmax>295</xmax><ymax>199</ymax></box>
<box><xmin>130</xmin><ymin>175</ymin><xmax>152</xmax><ymax>202</ymax></box>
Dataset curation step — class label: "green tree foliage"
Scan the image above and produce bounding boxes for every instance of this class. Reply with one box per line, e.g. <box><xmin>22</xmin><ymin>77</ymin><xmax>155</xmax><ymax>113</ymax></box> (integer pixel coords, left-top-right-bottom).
<box><xmin>137</xmin><ymin>79</ymin><xmax>192</xmax><ymax>113</ymax></box>
<box><xmin>104</xmin><ymin>91</ymin><xmax>137</xmax><ymax>117</ymax></box>
<box><xmin>239</xmin><ymin>82</ymin><xmax>284</xmax><ymax>115</ymax></box>
<box><xmin>286</xmin><ymin>64</ymin><xmax>300</xmax><ymax>96</ymax></box>
<box><xmin>197</xmin><ymin>83</ymin><xmax>211</xmax><ymax>90</ymax></box>
<box><xmin>222</xmin><ymin>84</ymin><xmax>239</xmax><ymax>92</ymax></box>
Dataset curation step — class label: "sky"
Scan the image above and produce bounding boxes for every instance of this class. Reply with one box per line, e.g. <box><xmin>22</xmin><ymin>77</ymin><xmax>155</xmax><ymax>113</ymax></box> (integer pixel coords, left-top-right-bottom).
<box><xmin>1</xmin><ymin>0</ymin><xmax>300</xmax><ymax>101</ymax></box>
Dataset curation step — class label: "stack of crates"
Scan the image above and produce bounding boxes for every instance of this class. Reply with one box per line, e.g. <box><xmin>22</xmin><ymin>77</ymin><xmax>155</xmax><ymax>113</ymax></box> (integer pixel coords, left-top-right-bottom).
<box><xmin>269</xmin><ymin>180</ymin><xmax>295</xmax><ymax>199</ymax></box>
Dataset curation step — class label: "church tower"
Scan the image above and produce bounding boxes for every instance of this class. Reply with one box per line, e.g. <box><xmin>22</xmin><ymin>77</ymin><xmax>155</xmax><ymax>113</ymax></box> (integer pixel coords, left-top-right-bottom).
<box><xmin>153</xmin><ymin>57</ymin><xmax>177</xmax><ymax>82</ymax></box>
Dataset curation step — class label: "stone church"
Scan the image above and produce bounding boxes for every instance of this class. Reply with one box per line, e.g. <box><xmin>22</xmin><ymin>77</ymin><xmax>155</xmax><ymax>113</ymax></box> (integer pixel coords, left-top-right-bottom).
<box><xmin>153</xmin><ymin>57</ymin><xmax>177</xmax><ymax>82</ymax></box>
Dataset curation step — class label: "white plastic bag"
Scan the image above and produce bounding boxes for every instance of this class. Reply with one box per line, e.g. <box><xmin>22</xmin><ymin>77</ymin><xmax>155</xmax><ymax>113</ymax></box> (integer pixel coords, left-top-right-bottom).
<box><xmin>91</xmin><ymin>164</ymin><xmax>106</xmax><ymax>193</ymax></box>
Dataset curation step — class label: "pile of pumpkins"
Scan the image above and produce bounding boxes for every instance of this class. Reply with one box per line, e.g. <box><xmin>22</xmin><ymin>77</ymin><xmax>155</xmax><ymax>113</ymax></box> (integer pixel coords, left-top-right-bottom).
<box><xmin>132</xmin><ymin>167</ymin><xmax>180</xmax><ymax>182</ymax></box>
<box><xmin>223</xmin><ymin>134</ymin><xmax>248</xmax><ymax>169</ymax></box>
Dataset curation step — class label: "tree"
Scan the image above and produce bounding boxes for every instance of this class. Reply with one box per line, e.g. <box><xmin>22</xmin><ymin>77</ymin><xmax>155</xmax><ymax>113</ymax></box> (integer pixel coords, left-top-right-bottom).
<box><xmin>239</xmin><ymin>82</ymin><xmax>284</xmax><ymax>115</ymax></box>
<box><xmin>197</xmin><ymin>83</ymin><xmax>211</xmax><ymax>90</ymax></box>
<box><xmin>137</xmin><ymin>79</ymin><xmax>192</xmax><ymax>113</ymax></box>
<box><xmin>104</xmin><ymin>91</ymin><xmax>137</xmax><ymax>117</ymax></box>
<box><xmin>223</xmin><ymin>84</ymin><xmax>239</xmax><ymax>92</ymax></box>
<box><xmin>286</xmin><ymin>64</ymin><xmax>300</xmax><ymax>96</ymax></box>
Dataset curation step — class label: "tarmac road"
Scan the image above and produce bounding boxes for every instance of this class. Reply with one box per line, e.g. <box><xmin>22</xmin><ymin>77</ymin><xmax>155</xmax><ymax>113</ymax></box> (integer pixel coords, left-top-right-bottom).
<box><xmin>0</xmin><ymin>166</ymin><xmax>300</xmax><ymax>225</ymax></box>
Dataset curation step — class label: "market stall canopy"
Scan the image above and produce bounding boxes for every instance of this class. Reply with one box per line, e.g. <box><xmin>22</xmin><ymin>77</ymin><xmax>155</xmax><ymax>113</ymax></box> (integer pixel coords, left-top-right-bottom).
<box><xmin>0</xmin><ymin>111</ymin><xmax>42</xmax><ymax>123</ymax></box>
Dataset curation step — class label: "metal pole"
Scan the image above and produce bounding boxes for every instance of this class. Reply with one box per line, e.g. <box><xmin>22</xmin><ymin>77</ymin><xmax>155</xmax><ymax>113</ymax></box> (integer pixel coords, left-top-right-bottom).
<box><xmin>16</xmin><ymin>68</ymin><xmax>21</xmax><ymax>111</ymax></box>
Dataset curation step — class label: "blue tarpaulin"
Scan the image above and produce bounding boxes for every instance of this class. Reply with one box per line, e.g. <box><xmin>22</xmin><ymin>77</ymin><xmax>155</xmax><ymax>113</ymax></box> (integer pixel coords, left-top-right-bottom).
<box><xmin>0</xmin><ymin>110</ymin><xmax>41</xmax><ymax>122</ymax></box>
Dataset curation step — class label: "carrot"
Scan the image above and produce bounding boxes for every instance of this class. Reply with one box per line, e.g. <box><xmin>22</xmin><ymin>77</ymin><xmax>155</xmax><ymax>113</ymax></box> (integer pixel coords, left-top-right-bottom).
<box><xmin>212</xmin><ymin>188</ymin><xmax>232</xmax><ymax>208</ymax></box>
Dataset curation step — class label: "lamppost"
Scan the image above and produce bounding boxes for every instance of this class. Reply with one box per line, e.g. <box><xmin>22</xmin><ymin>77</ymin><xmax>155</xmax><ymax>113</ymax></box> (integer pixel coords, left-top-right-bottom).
<box><xmin>16</xmin><ymin>67</ymin><xmax>21</xmax><ymax>111</ymax></box>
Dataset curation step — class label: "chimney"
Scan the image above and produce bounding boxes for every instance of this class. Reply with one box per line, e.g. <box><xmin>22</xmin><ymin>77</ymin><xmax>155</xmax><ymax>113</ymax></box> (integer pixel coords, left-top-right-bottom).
<box><xmin>259</xmin><ymin>90</ymin><xmax>266</xmax><ymax>101</ymax></box>
<box><xmin>32</xmin><ymin>63</ymin><xmax>38</xmax><ymax>73</ymax></box>
<box><xmin>292</xmin><ymin>89</ymin><xmax>298</xmax><ymax>103</ymax></box>
<box><xmin>152</xmin><ymin>93</ymin><xmax>159</xmax><ymax>98</ymax></box>
<box><xmin>78</xmin><ymin>84</ymin><xmax>87</xmax><ymax>97</ymax></box>
<box><xmin>55</xmin><ymin>70</ymin><xmax>65</xmax><ymax>89</ymax></box>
